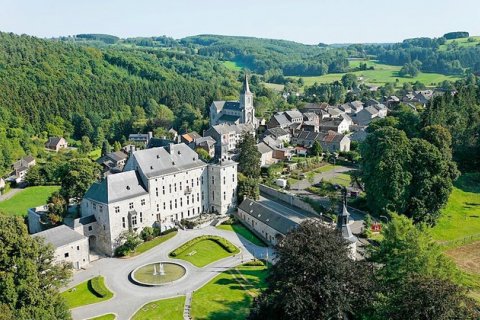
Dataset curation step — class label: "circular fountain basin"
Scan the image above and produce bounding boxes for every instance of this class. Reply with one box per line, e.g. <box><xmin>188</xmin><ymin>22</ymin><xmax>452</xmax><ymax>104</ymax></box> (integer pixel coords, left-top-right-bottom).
<box><xmin>131</xmin><ymin>262</ymin><xmax>187</xmax><ymax>286</ymax></box>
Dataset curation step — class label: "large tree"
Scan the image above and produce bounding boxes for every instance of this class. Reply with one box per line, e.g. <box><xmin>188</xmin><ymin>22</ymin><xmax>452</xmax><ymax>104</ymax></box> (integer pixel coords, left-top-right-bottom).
<box><xmin>238</xmin><ymin>132</ymin><xmax>261</xmax><ymax>178</ymax></box>
<box><xmin>0</xmin><ymin>214</ymin><xmax>72</xmax><ymax>319</ymax></box>
<box><xmin>360</xmin><ymin>127</ymin><xmax>412</xmax><ymax>215</ymax></box>
<box><xmin>60</xmin><ymin>158</ymin><xmax>101</xmax><ymax>201</ymax></box>
<box><xmin>249</xmin><ymin>220</ymin><xmax>375</xmax><ymax>320</ymax></box>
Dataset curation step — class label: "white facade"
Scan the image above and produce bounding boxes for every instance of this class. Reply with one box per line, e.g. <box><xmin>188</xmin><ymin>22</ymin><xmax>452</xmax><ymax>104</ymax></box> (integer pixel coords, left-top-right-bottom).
<box><xmin>81</xmin><ymin>143</ymin><xmax>238</xmax><ymax>256</ymax></box>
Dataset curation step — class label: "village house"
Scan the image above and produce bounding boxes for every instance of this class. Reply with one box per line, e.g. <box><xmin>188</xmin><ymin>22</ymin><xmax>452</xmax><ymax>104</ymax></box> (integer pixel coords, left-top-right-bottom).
<box><xmin>129</xmin><ymin>132</ymin><xmax>153</xmax><ymax>145</ymax></box>
<box><xmin>354</xmin><ymin>105</ymin><xmax>384</xmax><ymax>126</ymax></box>
<box><xmin>319</xmin><ymin>117</ymin><xmax>350</xmax><ymax>134</ymax></box>
<box><xmin>11</xmin><ymin>155</ymin><xmax>36</xmax><ymax>183</ymax></box>
<box><xmin>203</xmin><ymin>123</ymin><xmax>255</xmax><ymax>157</ymax></box>
<box><xmin>96</xmin><ymin>150</ymin><xmax>129</xmax><ymax>175</ymax></box>
<box><xmin>266</xmin><ymin>112</ymin><xmax>292</xmax><ymax>129</ymax></box>
<box><xmin>262</xmin><ymin>127</ymin><xmax>291</xmax><ymax>144</ymax></box>
<box><xmin>180</xmin><ymin>131</ymin><xmax>202</xmax><ymax>148</ymax></box>
<box><xmin>256</xmin><ymin>142</ymin><xmax>275</xmax><ymax>167</ymax></box>
<box><xmin>45</xmin><ymin>137</ymin><xmax>68</xmax><ymax>152</ymax></box>
<box><xmin>194</xmin><ymin>136</ymin><xmax>216</xmax><ymax>158</ymax></box>
<box><xmin>292</xmin><ymin>131</ymin><xmax>350</xmax><ymax>152</ymax></box>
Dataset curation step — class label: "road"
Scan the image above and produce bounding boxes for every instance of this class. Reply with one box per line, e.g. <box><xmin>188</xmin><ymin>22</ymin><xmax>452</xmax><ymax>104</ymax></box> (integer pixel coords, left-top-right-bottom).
<box><xmin>68</xmin><ymin>226</ymin><xmax>272</xmax><ymax>320</ymax></box>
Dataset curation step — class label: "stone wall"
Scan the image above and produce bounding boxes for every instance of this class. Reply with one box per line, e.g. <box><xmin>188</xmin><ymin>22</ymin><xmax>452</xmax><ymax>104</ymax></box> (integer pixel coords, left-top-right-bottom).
<box><xmin>259</xmin><ymin>184</ymin><xmax>319</xmax><ymax>216</ymax></box>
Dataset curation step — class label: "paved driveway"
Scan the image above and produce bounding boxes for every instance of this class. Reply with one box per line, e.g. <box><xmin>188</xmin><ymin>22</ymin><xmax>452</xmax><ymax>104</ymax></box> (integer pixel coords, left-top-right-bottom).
<box><xmin>69</xmin><ymin>226</ymin><xmax>272</xmax><ymax>320</ymax></box>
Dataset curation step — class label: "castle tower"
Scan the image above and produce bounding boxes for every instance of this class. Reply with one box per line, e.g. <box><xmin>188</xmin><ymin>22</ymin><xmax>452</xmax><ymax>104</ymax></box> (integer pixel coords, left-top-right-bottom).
<box><xmin>240</xmin><ymin>74</ymin><xmax>254</xmax><ymax>125</ymax></box>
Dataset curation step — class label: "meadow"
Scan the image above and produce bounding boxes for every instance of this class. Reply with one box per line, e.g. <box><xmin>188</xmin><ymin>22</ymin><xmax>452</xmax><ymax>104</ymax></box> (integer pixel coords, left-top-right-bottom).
<box><xmin>0</xmin><ymin>186</ymin><xmax>60</xmax><ymax>216</ymax></box>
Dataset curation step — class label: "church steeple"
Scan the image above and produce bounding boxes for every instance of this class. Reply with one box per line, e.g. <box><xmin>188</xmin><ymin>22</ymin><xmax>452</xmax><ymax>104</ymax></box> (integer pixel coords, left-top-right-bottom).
<box><xmin>242</xmin><ymin>74</ymin><xmax>251</xmax><ymax>93</ymax></box>
<box><xmin>337</xmin><ymin>188</ymin><xmax>357</xmax><ymax>243</ymax></box>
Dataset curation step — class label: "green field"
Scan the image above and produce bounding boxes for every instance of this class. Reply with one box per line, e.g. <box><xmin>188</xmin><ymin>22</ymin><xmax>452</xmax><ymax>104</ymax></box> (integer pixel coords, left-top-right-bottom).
<box><xmin>263</xmin><ymin>82</ymin><xmax>285</xmax><ymax>91</ymax></box>
<box><xmin>438</xmin><ymin>36</ymin><xmax>480</xmax><ymax>51</ymax></box>
<box><xmin>325</xmin><ymin>173</ymin><xmax>352</xmax><ymax>187</ymax></box>
<box><xmin>222</xmin><ymin>61</ymin><xmax>243</xmax><ymax>71</ymax></box>
<box><xmin>289</xmin><ymin>60</ymin><xmax>460</xmax><ymax>88</ymax></box>
<box><xmin>217</xmin><ymin>223</ymin><xmax>267</xmax><ymax>247</ymax></box>
<box><xmin>129</xmin><ymin>231</ymin><xmax>178</xmax><ymax>257</ymax></box>
<box><xmin>61</xmin><ymin>276</ymin><xmax>113</xmax><ymax>309</ymax></box>
<box><xmin>88</xmin><ymin>314</ymin><xmax>116</xmax><ymax>320</ymax></box>
<box><xmin>0</xmin><ymin>186</ymin><xmax>60</xmax><ymax>216</ymax></box>
<box><xmin>171</xmin><ymin>238</ymin><xmax>239</xmax><ymax>267</ymax></box>
<box><xmin>191</xmin><ymin>265</ymin><xmax>268</xmax><ymax>320</ymax></box>
<box><xmin>132</xmin><ymin>296</ymin><xmax>185</xmax><ymax>320</ymax></box>
<box><xmin>431</xmin><ymin>174</ymin><xmax>480</xmax><ymax>245</ymax></box>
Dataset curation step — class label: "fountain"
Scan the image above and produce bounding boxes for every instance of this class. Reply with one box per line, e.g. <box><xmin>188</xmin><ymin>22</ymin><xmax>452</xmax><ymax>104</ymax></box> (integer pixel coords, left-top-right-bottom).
<box><xmin>132</xmin><ymin>261</ymin><xmax>186</xmax><ymax>286</ymax></box>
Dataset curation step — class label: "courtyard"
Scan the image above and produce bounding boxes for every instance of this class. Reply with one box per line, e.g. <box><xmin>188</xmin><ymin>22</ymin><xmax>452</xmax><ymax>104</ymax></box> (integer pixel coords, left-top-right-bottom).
<box><xmin>65</xmin><ymin>226</ymin><xmax>272</xmax><ymax>320</ymax></box>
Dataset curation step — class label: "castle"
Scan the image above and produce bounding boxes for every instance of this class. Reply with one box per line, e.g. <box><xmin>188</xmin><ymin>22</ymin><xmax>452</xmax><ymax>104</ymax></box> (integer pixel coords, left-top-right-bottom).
<box><xmin>77</xmin><ymin>143</ymin><xmax>238</xmax><ymax>256</ymax></box>
<box><xmin>209</xmin><ymin>75</ymin><xmax>257</xmax><ymax>128</ymax></box>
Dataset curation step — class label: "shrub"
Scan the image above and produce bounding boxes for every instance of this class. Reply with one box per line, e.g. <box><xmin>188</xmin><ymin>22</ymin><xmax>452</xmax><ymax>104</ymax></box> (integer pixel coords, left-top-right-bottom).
<box><xmin>114</xmin><ymin>231</ymin><xmax>142</xmax><ymax>256</ymax></box>
<box><xmin>169</xmin><ymin>235</ymin><xmax>238</xmax><ymax>257</ymax></box>
<box><xmin>89</xmin><ymin>277</ymin><xmax>109</xmax><ymax>298</ymax></box>
<box><xmin>181</xmin><ymin>218</ymin><xmax>197</xmax><ymax>229</ymax></box>
<box><xmin>244</xmin><ymin>259</ymin><xmax>265</xmax><ymax>266</ymax></box>
<box><xmin>221</xmin><ymin>216</ymin><xmax>236</xmax><ymax>225</ymax></box>
<box><xmin>140</xmin><ymin>226</ymin><xmax>155</xmax><ymax>241</ymax></box>
<box><xmin>161</xmin><ymin>227</ymin><xmax>178</xmax><ymax>236</ymax></box>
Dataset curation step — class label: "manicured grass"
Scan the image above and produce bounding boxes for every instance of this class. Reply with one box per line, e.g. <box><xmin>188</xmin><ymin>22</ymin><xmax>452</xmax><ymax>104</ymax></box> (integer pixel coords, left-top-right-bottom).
<box><xmin>431</xmin><ymin>174</ymin><xmax>480</xmax><ymax>245</ymax></box>
<box><xmin>0</xmin><ymin>185</ymin><xmax>60</xmax><ymax>216</ymax></box>
<box><xmin>290</xmin><ymin>60</ymin><xmax>460</xmax><ymax>88</ymax></box>
<box><xmin>88</xmin><ymin>314</ymin><xmax>116</xmax><ymax>320</ymax></box>
<box><xmin>171</xmin><ymin>238</ymin><xmax>239</xmax><ymax>267</ymax></box>
<box><xmin>132</xmin><ymin>296</ymin><xmax>185</xmax><ymax>320</ymax></box>
<box><xmin>191</xmin><ymin>265</ymin><xmax>268</xmax><ymax>320</ymax></box>
<box><xmin>325</xmin><ymin>173</ymin><xmax>352</xmax><ymax>187</ymax></box>
<box><xmin>62</xmin><ymin>276</ymin><xmax>113</xmax><ymax>309</ymax></box>
<box><xmin>129</xmin><ymin>231</ymin><xmax>178</xmax><ymax>257</ymax></box>
<box><xmin>217</xmin><ymin>223</ymin><xmax>267</xmax><ymax>247</ymax></box>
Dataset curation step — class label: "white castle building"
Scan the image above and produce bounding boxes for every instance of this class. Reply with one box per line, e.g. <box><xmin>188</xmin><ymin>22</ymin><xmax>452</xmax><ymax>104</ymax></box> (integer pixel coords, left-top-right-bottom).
<box><xmin>78</xmin><ymin>143</ymin><xmax>238</xmax><ymax>256</ymax></box>
<box><xmin>210</xmin><ymin>75</ymin><xmax>257</xmax><ymax>128</ymax></box>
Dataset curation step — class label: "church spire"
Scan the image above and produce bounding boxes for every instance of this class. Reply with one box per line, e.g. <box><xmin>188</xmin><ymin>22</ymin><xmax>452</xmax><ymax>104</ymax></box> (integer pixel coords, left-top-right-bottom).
<box><xmin>242</xmin><ymin>74</ymin><xmax>251</xmax><ymax>93</ymax></box>
<box><xmin>337</xmin><ymin>187</ymin><xmax>357</xmax><ymax>243</ymax></box>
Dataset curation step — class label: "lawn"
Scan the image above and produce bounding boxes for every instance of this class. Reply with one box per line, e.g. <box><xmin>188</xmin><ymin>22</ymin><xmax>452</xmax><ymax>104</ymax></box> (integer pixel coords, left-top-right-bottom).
<box><xmin>263</xmin><ymin>82</ymin><xmax>285</xmax><ymax>91</ymax></box>
<box><xmin>171</xmin><ymin>238</ymin><xmax>239</xmax><ymax>267</ymax></box>
<box><xmin>289</xmin><ymin>60</ymin><xmax>460</xmax><ymax>88</ymax></box>
<box><xmin>61</xmin><ymin>276</ymin><xmax>113</xmax><ymax>309</ymax></box>
<box><xmin>217</xmin><ymin>223</ymin><xmax>267</xmax><ymax>247</ymax></box>
<box><xmin>430</xmin><ymin>173</ymin><xmax>480</xmax><ymax>245</ymax></box>
<box><xmin>129</xmin><ymin>231</ymin><xmax>178</xmax><ymax>257</ymax></box>
<box><xmin>0</xmin><ymin>185</ymin><xmax>60</xmax><ymax>216</ymax></box>
<box><xmin>325</xmin><ymin>173</ymin><xmax>352</xmax><ymax>187</ymax></box>
<box><xmin>132</xmin><ymin>296</ymin><xmax>185</xmax><ymax>320</ymax></box>
<box><xmin>191</xmin><ymin>265</ymin><xmax>268</xmax><ymax>320</ymax></box>
<box><xmin>88</xmin><ymin>314</ymin><xmax>116</xmax><ymax>320</ymax></box>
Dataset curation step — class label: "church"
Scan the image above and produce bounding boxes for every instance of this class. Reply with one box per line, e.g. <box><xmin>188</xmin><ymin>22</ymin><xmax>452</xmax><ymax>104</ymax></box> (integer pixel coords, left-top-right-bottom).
<box><xmin>209</xmin><ymin>75</ymin><xmax>258</xmax><ymax>128</ymax></box>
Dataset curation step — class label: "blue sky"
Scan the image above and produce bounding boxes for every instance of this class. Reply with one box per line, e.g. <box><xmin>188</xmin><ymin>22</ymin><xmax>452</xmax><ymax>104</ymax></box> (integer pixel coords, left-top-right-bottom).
<box><xmin>1</xmin><ymin>0</ymin><xmax>479</xmax><ymax>44</ymax></box>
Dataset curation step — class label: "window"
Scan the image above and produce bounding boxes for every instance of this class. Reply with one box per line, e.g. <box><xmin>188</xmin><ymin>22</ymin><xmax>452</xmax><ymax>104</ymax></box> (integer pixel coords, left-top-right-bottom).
<box><xmin>174</xmin><ymin>183</ymin><xmax>177</xmax><ymax>192</ymax></box>
<box><xmin>223</xmin><ymin>176</ymin><xmax>226</xmax><ymax>185</ymax></box>
<box><xmin>163</xmin><ymin>202</ymin><xmax>166</xmax><ymax>210</ymax></box>
<box><xmin>175</xmin><ymin>199</ymin><xmax>177</xmax><ymax>209</ymax></box>
<box><xmin>201</xmin><ymin>176</ymin><xmax>204</xmax><ymax>185</ymax></box>
<box><xmin>180</xmin><ymin>198</ymin><xmax>183</xmax><ymax>207</ymax></box>
<box><xmin>156</xmin><ymin>213</ymin><xmax>160</xmax><ymax>221</ymax></box>
<box><xmin>88</xmin><ymin>226</ymin><xmax>93</xmax><ymax>231</ymax></box>
<box><xmin>64</xmin><ymin>252</ymin><xmax>69</xmax><ymax>258</ymax></box>
<box><xmin>180</xmin><ymin>182</ymin><xmax>182</xmax><ymax>190</ymax></box>
<box><xmin>140</xmin><ymin>212</ymin><xmax>143</xmax><ymax>223</ymax></box>
<box><xmin>115</xmin><ymin>206</ymin><xmax>120</xmax><ymax>213</ymax></box>
<box><xmin>169</xmin><ymin>200</ymin><xmax>172</xmax><ymax>210</ymax></box>
<box><xmin>162</xmin><ymin>186</ymin><xmax>165</xmax><ymax>195</ymax></box>
<box><xmin>129</xmin><ymin>202</ymin><xmax>134</xmax><ymax>210</ymax></box>
<box><xmin>202</xmin><ymin>192</ymin><xmax>204</xmax><ymax>200</ymax></box>
<box><xmin>122</xmin><ymin>217</ymin><xmax>125</xmax><ymax>228</ymax></box>
<box><xmin>232</xmin><ymin>174</ymin><xmax>235</xmax><ymax>182</ymax></box>
<box><xmin>211</xmin><ymin>176</ymin><xmax>215</xmax><ymax>185</ymax></box>
<box><xmin>191</xmin><ymin>179</ymin><xmax>194</xmax><ymax>187</ymax></box>
<box><xmin>93</xmin><ymin>203</ymin><xmax>97</xmax><ymax>210</ymax></box>
<box><xmin>169</xmin><ymin>184</ymin><xmax>172</xmax><ymax>193</ymax></box>
<box><xmin>157</xmin><ymin>204</ymin><xmax>160</xmax><ymax>212</ymax></box>
<box><xmin>197</xmin><ymin>178</ymin><xmax>199</xmax><ymax>186</ymax></box>
<box><xmin>132</xmin><ymin>215</ymin><xmax>137</xmax><ymax>226</ymax></box>
<box><xmin>197</xmin><ymin>193</ymin><xmax>200</xmax><ymax>202</ymax></box>
<box><xmin>188</xmin><ymin>210</ymin><xmax>190</xmax><ymax>217</ymax></box>
<box><xmin>77</xmin><ymin>246</ymin><xmax>80</xmax><ymax>250</ymax></box>
<box><xmin>212</xmin><ymin>191</ymin><xmax>215</xmax><ymax>201</ymax></box>
<box><xmin>224</xmin><ymin>191</ymin><xmax>226</xmax><ymax>200</ymax></box>
<box><xmin>192</xmin><ymin>194</ymin><xmax>194</xmax><ymax>204</ymax></box>
<box><xmin>193</xmin><ymin>208</ymin><xmax>195</xmax><ymax>215</ymax></box>
<box><xmin>187</xmin><ymin>197</ymin><xmax>189</xmax><ymax>205</ymax></box>
<box><xmin>99</xmin><ymin>205</ymin><xmax>103</xmax><ymax>213</ymax></box>
<box><xmin>141</xmin><ymin>199</ymin><xmax>146</xmax><ymax>206</ymax></box>
<box><xmin>156</xmin><ymin>188</ymin><xmax>159</xmax><ymax>197</ymax></box>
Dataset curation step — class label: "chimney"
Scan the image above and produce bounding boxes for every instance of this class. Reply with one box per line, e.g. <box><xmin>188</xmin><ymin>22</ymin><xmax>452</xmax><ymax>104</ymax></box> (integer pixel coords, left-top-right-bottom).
<box><xmin>166</xmin><ymin>143</ymin><xmax>174</xmax><ymax>154</ymax></box>
<box><xmin>147</xmin><ymin>131</ymin><xmax>153</xmax><ymax>142</ymax></box>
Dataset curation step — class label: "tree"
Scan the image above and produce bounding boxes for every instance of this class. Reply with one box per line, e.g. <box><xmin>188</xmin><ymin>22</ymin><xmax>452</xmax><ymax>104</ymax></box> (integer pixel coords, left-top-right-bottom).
<box><xmin>237</xmin><ymin>173</ymin><xmax>260</xmax><ymax>202</ymax></box>
<box><xmin>360</xmin><ymin>127</ymin><xmax>412</xmax><ymax>215</ymax></box>
<box><xmin>310</xmin><ymin>140</ymin><xmax>323</xmax><ymax>157</ymax></box>
<box><xmin>46</xmin><ymin>191</ymin><xmax>67</xmax><ymax>225</ymax></box>
<box><xmin>0</xmin><ymin>214</ymin><xmax>72</xmax><ymax>319</ymax></box>
<box><xmin>113</xmin><ymin>141</ymin><xmax>122</xmax><ymax>152</ymax></box>
<box><xmin>341</xmin><ymin>73</ymin><xmax>357</xmax><ymax>89</ymax></box>
<box><xmin>237</xmin><ymin>132</ymin><xmax>261</xmax><ymax>178</ymax></box>
<box><xmin>79</xmin><ymin>136</ymin><xmax>92</xmax><ymax>154</ymax></box>
<box><xmin>369</xmin><ymin>213</ymin><xmax>458</xmax><ymax>284</ymax></box>
<box><xmin>195</xmin><ymin>147</ymin><xmax>211</xmax><ymax>162</ymax></box>
<box><xmin>249</xmin><ymin>220</ymin><xmax>375</xmax><ymax>320</ymax></box>
<box><xmin>60</xmin><ymin>158</ymin><xmax>100</xmax><ymax>201</ymax></box>
<box><xmin>101</xmin><ymin>140</ymin><xmax>111</xmax><ymax>157</ymax></box>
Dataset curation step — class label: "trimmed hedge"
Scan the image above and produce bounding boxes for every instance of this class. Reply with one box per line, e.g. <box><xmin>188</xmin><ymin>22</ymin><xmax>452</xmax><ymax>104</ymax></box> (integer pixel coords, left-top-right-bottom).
<box><xmin>243</xmin><ymin>259</ymin><xmax>265</xmax><ymax>266</ymax></box>
<box><xmin>169</xmin><ymin>235</ymin><xmax>238</xmax><ymax>257</ymax></box>
<box><xmin>89</xmin><ymin>276</ymin><xmax>109</xmax><ymax>298</ymax></box>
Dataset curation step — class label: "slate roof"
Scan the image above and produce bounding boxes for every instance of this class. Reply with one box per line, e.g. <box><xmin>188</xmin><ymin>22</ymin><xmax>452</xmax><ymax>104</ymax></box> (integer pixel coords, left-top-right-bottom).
<box><xmin>45</xmin><ymin>137</ymin><xmax>65</xmax><ymax>148</ymax></box>
<box><xmin>349</xmin><ymin>100</ymin><xmax>364</xmax><ymax>111</ymax></box>
<box><xmin>147</xmin><ymin>138</ymin><xmax>174</xmax><ymax>149</ymax></box>
<box><xmin>256</xmin><ymin>142</ymin><xmax>274</xmax><ymax>154</ymax></box>
<box><xmin>33</xmin><ymin>225</ymin><xmax>86</xmax><ymax>248</ymax></box>
<box><xmin>218</xmin><ymin>114</ymin><xmax>241</xmax><ymax>123</ymax></box>
<box><xmin>13</xmin><ymin>156</ymin><xmax>35</xmax><ymax>170</ymax></box>
<box><xmin>212</xmin><ymin>101</ymin><xmax>241</xmax><ymax>112</ymax></box>
<box><xmin>84</xmin><ymin>170</ymin><xmax>148</xmax><ymax>204</ymax></box>
<box><xmin>361</xmin><ymin>105</ymin><xmax>380</xmax><ymax>115</ymax></box>
<box><xmin>264</xmin><ymin>127</ymin><xmax>290</xmax><ymax>139</ymax></box>
<box><xmin>293</xmin><ymin>131</ymin><xmax>345</xmax><ymax>143</ymax></box>
<box><xmin>269</xmin><ymin>113</ymin><xmax>291</xmax><ymax>127</ymax></box>
<box><xmin>131</xmin><ymin>143</ymin><xmax>207</xmax><ymax>179</ymax></box>
<box><xmin>284</xmin><ymin>110</ymin><xmax>303</xmax><ymax>120</ymax></box>
<box><xmin>210</xmin><ymin>123</ymin><xmax>254</xmax><ymax>135</ymax></box>
<box><xmin>195</xmin><ymin>136</ymin><xmax>216</xmax><ymax>147</ymax></box>
<box><xmin>238</xmin><ymin>199</ymin><xmax>299</xmax><ymax>235</ymax></box>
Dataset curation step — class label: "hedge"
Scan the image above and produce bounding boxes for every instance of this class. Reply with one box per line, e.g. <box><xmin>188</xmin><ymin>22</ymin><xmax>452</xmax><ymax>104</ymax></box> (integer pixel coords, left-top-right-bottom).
<box><xmin>169</xmin><ymin>235</ymin><xmax>238</xmax><ymax>257</ymax></box>
<box><xmin>89</xmin><ymin>276</ymin><xmax>109</xmax><ymax>298</ymax></box>
<box><xmin>243</xmin><ymin>259</ymin><xmax>265</xmax><ymax>266</ymax></box>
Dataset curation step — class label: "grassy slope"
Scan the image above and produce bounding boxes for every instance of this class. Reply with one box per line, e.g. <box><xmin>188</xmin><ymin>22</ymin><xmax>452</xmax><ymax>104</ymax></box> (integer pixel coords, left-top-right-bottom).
<box><xmin>191</xmin><ymin>265</ymin><xmax>268</xmax><ymax>320</ymax></box>
<box><xmin>129</xmin><ymin>231</ymin><xmax>178</xmax><ymax>257</ymax></box>
<box><xmin>61</xmin><ymin>277</ymin><xmax>113</xmax><ymax>309</ymax></box>
<box><xmin>217</xmin><ymin>223</ymin><xmax>267</xmax><ymax>247</ymax></box>
<box><xmin>0</xmin><ymin>186</ymin><xmax>60</xmax><ymax>216</ymax></box>
<box><xmin>88</xmin><ymin>314</ymin><xmax>116</xmax><ymax>320</ymax></box>
<box><xmin>290</xmin><ymin>60</ymin><xmax>460</xmax><ymax>88</ymax></box>
<box><xmin>431</xmin><ymin>174</ymin><xmax>480</xmax><ymax>244</ymax></box>
<box><xmin>171</xmin><ymin>239</ymin><xmax>239</xmax><ymax>267</ymax></box>
<box><xmin>438</xmin><ymin>36</ymin><xmax>480</xmax><ymax>51</ymax></box>
<box><xmin>132</xmin><ymin>296</ymin><xmax>185</xmax><ymax>320</ymax></box>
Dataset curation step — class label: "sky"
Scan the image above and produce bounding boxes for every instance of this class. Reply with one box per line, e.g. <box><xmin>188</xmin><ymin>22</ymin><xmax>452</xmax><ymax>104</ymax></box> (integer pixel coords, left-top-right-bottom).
<box><xmin>1</xmin><ymin>0</ymin><xmax>480</xmax><ymax>44</ymax></box>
